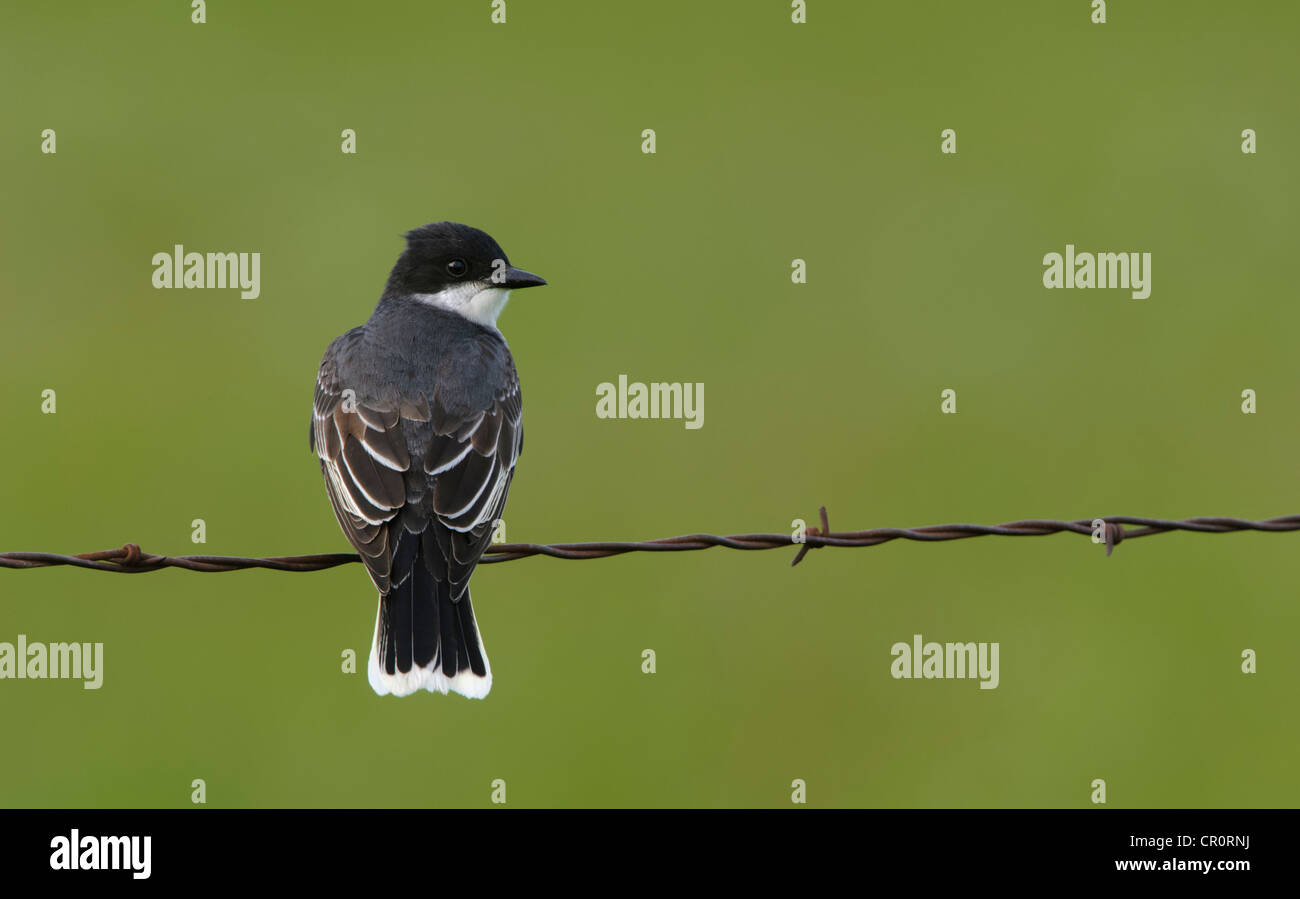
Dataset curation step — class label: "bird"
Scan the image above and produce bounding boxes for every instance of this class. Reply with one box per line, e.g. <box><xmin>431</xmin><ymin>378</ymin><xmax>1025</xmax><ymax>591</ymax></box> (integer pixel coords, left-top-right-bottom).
<box><xmin>310</xmin><ymin>222</ymin><xmax>545</xmax><ymax>699</ymax></box>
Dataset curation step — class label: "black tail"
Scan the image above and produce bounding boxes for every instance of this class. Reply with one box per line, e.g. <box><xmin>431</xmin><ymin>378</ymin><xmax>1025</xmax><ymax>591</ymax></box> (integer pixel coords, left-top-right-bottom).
<box><xmin>367</xmin><ymin>529</ymin><xmax>491</xmax><ymax>698</ymax></box>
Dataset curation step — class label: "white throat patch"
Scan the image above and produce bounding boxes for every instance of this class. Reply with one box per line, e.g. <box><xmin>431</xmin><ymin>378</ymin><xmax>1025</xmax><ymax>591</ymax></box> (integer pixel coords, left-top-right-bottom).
<box><xmin>412</xmin><ymin>283</ymin><xmax>513</xmax><ymax>328</ymax></box>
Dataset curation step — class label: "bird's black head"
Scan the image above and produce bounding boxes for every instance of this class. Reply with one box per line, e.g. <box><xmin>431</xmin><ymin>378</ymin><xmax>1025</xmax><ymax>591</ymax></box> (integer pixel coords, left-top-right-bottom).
<box><xmin>386</xmin><ymin>222</ymin><xmax>546</xmax><ymax>296</ymax></box>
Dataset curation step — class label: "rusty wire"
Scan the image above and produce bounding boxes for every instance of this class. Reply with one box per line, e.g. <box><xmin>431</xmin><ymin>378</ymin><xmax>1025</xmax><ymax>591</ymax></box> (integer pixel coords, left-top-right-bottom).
<box><xmin>1</xmin><ymin>508</ymin><xmax>1297</xmax><ymax>574</ymax></box>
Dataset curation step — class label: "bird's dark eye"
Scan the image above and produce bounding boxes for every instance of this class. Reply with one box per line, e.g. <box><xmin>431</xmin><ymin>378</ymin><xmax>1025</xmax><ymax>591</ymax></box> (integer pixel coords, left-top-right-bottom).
<box><xmin>446</xmin><ymin>259</ymin><xmax>468</xmax><ymax>278</ymax></box>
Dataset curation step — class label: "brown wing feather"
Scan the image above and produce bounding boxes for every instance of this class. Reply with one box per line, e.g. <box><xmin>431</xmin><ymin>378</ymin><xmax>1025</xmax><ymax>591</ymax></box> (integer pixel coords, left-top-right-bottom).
<box><xmin>312</xmin><ymin>356</ymin><xmax>408</xmax><ymax>594</ymax></box>
<box><xmin>425</xmin><ymin>370</ymin><xmax>522</xmax><ymax>600</ymax></box>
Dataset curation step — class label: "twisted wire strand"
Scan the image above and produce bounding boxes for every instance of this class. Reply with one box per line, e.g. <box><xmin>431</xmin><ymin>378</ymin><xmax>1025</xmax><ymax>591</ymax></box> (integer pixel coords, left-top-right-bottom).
<box><xmin>2</xmin><ymin>509</ymin><xmax>1297</xmax><ymax>573</ymax></box>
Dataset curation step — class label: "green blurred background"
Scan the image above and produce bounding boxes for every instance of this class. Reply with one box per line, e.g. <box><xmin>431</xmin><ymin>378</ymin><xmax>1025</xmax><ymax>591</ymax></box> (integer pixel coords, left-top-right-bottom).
<box><xmin>1</xmin><ymin>1</ymin><xmax>1297</xmax><ymax>808</ymax></box>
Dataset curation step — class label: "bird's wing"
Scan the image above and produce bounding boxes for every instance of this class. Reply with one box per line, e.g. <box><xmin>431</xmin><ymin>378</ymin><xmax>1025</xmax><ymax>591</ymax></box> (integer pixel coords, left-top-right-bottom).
<box><xmin>311</xmin><ymin>335</ymin><xmax>522</xmax><ymax>599</ymax></box>
<box><xmin>423</xmin><ymin>358</ymin><xmax>522</xmax><ymax>599</ymax></box>
<box><xmin>311</xmin><ymin>347</ymin><xmax>413</xmax><ymax>594</ymax></box>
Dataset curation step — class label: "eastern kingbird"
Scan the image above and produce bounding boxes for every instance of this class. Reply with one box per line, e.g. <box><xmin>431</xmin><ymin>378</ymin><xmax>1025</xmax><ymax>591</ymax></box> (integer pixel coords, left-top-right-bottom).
<box><xmin>311</xmin><ymin>222</ymin><xmax>545</xmax><ymax>699</ymax></box>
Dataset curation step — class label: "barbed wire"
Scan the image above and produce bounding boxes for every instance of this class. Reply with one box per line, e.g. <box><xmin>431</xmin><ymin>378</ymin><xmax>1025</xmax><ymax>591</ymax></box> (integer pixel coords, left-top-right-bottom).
<box><xmin>2</xmin><ymin>509</ymin><xmax>1297</xmax><ymax>574</ymax></box>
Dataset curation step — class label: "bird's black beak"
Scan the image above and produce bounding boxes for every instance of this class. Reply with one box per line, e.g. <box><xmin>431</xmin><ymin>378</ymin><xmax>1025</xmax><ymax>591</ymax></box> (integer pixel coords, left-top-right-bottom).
<box><xmin>503</xmin><ymin>267</ymin><xmax>547</xmax><ymax>289</ymax></box>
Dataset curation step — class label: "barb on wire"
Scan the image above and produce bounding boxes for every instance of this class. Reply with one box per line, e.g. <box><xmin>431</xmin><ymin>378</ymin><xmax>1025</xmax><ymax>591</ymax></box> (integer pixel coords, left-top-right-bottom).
<box><xmin>2</xmin><ymin>508</ymin><xmax>1298</xmax><ymax>574</ymax></box>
